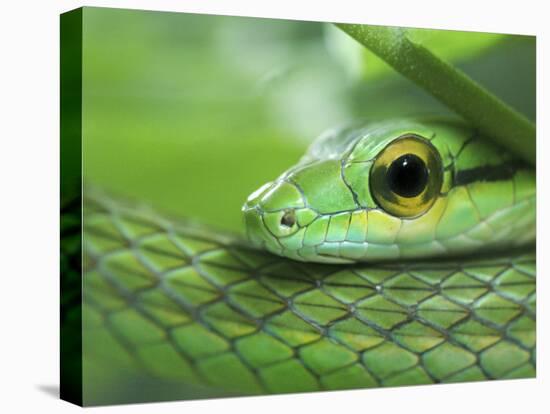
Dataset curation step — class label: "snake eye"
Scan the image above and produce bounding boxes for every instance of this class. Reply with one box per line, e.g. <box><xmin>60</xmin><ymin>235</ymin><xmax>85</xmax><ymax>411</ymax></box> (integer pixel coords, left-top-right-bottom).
<box><xmin>370</xmin><ymin>134</ymin><xmax>443</xmax><ymax>218</ymax></box>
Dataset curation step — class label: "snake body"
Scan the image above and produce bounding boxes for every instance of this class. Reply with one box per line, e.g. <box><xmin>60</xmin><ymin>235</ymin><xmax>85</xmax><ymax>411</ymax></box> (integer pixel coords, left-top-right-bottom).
<box><xmin>75</xmin><ymin>119</ymin><xmax>536</xmax><ymax>404</ymax></box>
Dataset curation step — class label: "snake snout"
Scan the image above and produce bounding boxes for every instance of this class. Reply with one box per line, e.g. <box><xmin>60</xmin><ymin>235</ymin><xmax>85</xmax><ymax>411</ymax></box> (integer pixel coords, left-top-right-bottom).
<box><xmin>242</xmin><ymin>180</ymin><xmax>309</xmax><ymax>248</ymax></box>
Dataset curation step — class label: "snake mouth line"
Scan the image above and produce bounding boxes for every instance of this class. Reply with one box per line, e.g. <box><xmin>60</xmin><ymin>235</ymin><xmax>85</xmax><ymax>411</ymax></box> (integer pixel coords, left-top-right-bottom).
<box><xmin>317</xmin><ymin>252</ymin><xmax>342</xmax><ymax>259</ymax></box>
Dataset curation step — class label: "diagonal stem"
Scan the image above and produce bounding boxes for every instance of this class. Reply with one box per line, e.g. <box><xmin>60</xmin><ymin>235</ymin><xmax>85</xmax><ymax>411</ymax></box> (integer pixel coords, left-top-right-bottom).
<box><xmin>336</xmin><ymin>23</ymin><xmax>535</xmax><ymax>166</ymax></box>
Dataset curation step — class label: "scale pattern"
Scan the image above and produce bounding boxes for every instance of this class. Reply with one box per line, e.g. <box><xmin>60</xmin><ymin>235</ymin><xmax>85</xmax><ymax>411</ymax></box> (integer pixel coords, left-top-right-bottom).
<box><xmin>83</xmin><ymin>193</ymin><xmax>536</xmax><ymax>397</ymax></box>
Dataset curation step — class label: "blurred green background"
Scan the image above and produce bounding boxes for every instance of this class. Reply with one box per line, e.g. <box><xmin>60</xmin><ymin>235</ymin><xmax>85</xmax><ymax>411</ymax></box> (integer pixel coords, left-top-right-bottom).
<box><xmin>82</xmin><ymin>7</ymin><xmax>535</xmax><ymax>234</ymax></box>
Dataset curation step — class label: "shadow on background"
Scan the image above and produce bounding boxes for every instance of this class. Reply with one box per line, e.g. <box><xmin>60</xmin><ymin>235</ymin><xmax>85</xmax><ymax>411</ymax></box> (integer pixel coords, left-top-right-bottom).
<box><xmin>37</xmin><ymin>384</ymin><xmax>59</xmax><ymax>399</ymax></box>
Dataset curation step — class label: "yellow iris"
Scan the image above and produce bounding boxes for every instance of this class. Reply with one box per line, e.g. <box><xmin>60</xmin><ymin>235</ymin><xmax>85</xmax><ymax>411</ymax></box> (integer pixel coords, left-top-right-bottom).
<box><xmin>370</xmin><ymin>134</ymin><xmax>443</xmax><ymax>218</ymax></box>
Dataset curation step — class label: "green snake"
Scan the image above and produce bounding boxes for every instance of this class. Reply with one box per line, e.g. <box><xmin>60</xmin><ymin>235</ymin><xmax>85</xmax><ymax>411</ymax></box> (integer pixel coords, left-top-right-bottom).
<box><xmin>242</xmin><ymin>117</ymin><xmax>535</xmax><ymax>263</ymax></box>
<box><xmin>69</xmin><ymin>118</ymin><xmax>536</xmax><ymax>405</ymax></box>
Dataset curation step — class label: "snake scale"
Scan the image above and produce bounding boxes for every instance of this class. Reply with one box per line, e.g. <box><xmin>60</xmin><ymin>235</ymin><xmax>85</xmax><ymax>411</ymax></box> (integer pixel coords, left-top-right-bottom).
<box><xmin>61</xmin><ymin>118</ymin><xmax>536</xmax><ymax>404</ymax></box>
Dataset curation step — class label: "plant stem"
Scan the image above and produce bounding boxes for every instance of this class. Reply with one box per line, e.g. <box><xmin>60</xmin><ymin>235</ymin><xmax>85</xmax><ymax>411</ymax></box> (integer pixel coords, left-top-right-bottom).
<box><xmin>336</xmin><ymin>23</ymin><xmax>536</xmax><ymax>166</ymax></box>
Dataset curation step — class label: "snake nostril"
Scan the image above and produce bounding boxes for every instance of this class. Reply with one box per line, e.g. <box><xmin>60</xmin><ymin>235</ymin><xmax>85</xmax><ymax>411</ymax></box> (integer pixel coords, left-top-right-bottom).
<box><xmin>280</xmin><ymin>210</ymin><xmax>296</xmax><ymax>228</ymax></box>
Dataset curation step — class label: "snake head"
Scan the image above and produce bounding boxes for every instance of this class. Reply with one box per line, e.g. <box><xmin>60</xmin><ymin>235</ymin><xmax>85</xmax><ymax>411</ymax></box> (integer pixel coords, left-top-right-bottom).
<box><xmin>243</xmin><ymin>119</ymin><xmax>535</xmax><ymax>264</ymax></box>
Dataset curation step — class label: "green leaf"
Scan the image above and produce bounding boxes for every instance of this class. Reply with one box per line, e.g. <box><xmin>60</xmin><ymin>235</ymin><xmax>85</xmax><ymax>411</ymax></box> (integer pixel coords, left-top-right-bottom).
<box><xmin>336</xmin><ymin>23</ymin><xmax>535</xmax><ymax>165</ymax></box>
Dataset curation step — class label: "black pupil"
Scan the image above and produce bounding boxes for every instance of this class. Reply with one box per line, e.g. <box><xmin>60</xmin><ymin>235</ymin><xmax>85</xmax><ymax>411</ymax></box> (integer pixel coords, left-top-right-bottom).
<box><xmin>386</xmin><ymin>154</ymin><xmax>428</xmax><ymax>198</ymax></box>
